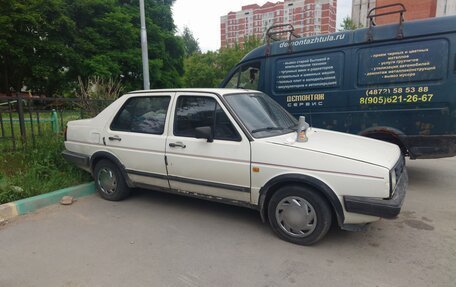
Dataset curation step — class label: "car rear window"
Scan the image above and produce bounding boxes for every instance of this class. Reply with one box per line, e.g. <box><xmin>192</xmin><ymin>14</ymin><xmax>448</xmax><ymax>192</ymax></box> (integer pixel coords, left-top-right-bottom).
<box><xmin>110</xmin><ymin>96</ymin><xmax>171</xmax><ymax>135</ymax></box>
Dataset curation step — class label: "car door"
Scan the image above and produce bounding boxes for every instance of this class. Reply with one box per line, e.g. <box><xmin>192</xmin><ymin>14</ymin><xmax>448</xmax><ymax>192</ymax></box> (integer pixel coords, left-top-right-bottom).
<box><xmin>166</xmin><ymin>92</ymin><xmax>251</xmax><ymax>202</ymax></box>
<box><xmin>104</xmin><ymin>93</ymin><xmax>173</xmax><ymax>189</ymax></box>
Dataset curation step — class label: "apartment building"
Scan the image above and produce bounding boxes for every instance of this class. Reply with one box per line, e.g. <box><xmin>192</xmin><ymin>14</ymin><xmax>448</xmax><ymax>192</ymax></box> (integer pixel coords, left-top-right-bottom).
<box><xmin>220</xmin><ymin>0</ymin><xmax>337</xmax><ymax>49</ymax></box>
<box><xmin>352</xmin><ymin>0</ymin><xmax>456</xmax><ymax>28</ymax></box>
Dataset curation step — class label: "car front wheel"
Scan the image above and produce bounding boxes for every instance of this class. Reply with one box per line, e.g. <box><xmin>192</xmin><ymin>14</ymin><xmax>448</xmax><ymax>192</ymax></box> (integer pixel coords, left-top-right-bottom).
<box><xmin>94</xmin><ymin>159</ymin><xmax>131</xmax><ymax>201</ymax></box>
<box><xmin>268</xmin><ymin>185</ymin><xmax>332</xmax><ymax>245</ymax></box>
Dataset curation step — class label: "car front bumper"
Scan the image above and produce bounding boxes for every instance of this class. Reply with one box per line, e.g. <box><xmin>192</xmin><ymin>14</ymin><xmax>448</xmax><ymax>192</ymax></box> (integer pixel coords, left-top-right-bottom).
<box><xmin>343</xmin><ymin>168</ymin><xmax>408</xmax><ymax>219</ymax></box>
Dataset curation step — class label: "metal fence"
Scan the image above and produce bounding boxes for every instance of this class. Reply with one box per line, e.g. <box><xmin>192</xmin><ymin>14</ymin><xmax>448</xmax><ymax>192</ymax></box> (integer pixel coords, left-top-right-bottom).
<box><xmin>0</xmin><ymin>95</ymin><xmax>114</xmax><ymax>151</ymax></box>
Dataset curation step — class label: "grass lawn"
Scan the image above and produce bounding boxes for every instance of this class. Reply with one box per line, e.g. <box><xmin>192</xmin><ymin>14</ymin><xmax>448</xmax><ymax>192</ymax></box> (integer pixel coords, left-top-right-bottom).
<box><xmin>0</xmin><ymin>110</ymin><xmax>82</xmax><ymax>138</ymax></box>
<box><xmin>0</xmin><ymin>132</ymin><xmax>92</xmax><ymax>204</ymax></box>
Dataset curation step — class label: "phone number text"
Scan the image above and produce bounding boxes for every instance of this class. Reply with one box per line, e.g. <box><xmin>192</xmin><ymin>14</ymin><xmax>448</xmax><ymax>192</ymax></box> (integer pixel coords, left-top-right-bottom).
<box><xmin>360</xmin><ymin>94</ymin><xmax>434</xmax><ymax>105</ymax></box>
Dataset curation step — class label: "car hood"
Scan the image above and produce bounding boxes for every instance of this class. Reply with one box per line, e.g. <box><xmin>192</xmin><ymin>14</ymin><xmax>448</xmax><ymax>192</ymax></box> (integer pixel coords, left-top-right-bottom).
<box><xmin>262</xmin><ymin>128</ymin><xmax>401</xmax><ymax>169</ymax></box>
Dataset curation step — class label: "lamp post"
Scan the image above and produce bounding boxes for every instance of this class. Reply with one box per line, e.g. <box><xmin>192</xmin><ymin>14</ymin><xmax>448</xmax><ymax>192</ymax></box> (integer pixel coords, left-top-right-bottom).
<box><xmin>139</xmin><ymin>0</ymin><xmax>150</xmax><ymax>90</ymax></box>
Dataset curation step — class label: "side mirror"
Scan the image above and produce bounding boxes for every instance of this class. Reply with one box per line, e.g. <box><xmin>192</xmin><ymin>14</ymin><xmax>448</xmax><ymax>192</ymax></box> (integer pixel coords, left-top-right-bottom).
<box><xmin>195</xmin><ymin>126</ymin><xmax>213</xmax><ymax>142</ymax></box>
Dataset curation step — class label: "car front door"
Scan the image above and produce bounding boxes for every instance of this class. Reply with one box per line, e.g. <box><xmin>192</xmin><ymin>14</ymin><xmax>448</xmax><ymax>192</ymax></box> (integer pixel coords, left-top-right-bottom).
<box><xmin>104</xmin><ymin>93</ymin><xmax>173</xmax><ymax>189</ymax></box>
<box><xmin>165</xmin><ymin>92</ymin><xmax>251</xmax><ymax>202</ymax></box>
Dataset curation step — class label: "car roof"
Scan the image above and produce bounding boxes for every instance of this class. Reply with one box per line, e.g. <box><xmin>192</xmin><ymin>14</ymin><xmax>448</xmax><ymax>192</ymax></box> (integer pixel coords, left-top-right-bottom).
<box><xmin>127</xmin><ymin>88</ymin><xmax>259</xmax><ymax>96</ymax></box>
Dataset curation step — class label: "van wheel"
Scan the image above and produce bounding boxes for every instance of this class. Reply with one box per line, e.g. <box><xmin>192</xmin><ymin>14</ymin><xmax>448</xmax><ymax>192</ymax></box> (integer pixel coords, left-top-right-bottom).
<box><xmin>94</xmin><ymin>159</ymin><xmax>131</xmax><ymax>201</ymax></box>
<box><xmin>268</xmin><ymin>185</ymin><xmax>332</xmax><ymax>245</ymax></box>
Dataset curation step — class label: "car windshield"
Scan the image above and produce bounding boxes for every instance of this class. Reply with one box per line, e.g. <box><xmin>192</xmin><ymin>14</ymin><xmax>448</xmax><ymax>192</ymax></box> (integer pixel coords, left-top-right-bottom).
<box><xmin>224</xmin><ymin>92</ymin><xmax>298</xmax><ymax>138</ymax></box>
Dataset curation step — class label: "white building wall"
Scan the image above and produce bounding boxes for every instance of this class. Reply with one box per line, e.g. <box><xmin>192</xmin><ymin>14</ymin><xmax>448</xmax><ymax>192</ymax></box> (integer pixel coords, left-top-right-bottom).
<box><xmin>436</xmin><ymin>0</ymin><xmax>456</xmax><ymax>17</ymax></box>
<box><xmin>352</xmin><ymin>0</ymin><xmax>376</xmax><ymax>27</ymax></box>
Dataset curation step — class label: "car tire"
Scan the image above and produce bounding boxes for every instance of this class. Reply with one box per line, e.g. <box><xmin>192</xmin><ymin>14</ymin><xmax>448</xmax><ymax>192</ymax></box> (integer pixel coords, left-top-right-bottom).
<box><xmin>268</xmin><ymin>185</ymin><xmax>332</xmax><ymax>245</ymax></box>
<box><xmin>94</xmin><ymin>159</ymin><xmax>131</xmax><ymax>201</ymax></box>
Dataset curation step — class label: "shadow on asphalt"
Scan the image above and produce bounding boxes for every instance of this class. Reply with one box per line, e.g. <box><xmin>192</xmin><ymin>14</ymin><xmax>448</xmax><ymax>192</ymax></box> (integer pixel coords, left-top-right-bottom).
<box><xmin>111</xmin><ymin>158</ymin><xmax>449</xmax><ymax>246</ymax></box>
<box><xmin>404</xmin><ymin>158</ymin><xmax>453</xmax><ymax>193</ymax></box>
<box><xmin>126</xmin><ymin>188</ymin><xmax>356</xmax><ymax>245</ymax></box>
<box><xmin>407</xmin><ymin>164</ymin><xmax>430</xmax><ymax>186</ymax></box>
<box><xmin>132</xmin><ymin>187</ymin><xmax>261</xmax><ymax>224</ymax></box>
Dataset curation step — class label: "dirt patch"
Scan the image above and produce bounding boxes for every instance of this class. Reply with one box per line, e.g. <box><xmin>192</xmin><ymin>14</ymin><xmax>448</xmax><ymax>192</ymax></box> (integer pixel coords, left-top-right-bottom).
<box><xmin>404</xmin><ymin>219</ymin><xmax>434</xmax><ymax>231</ymax></box>
<box><xmin>368</xmin><ymin>242</ymin><xmax>380</xmax><ymax>247</ymax></box>
<box><xmin>421</xmin><ymin>216</ymin><xmax>433</xmax><ymax>222</ymax></box>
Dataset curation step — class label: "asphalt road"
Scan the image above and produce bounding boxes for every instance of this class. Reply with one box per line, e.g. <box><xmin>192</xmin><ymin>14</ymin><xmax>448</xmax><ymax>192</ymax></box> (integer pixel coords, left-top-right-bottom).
<box><xmin>1</xmin><ymin>158</ymin><xmax>455</xmax><ymax>287</ymax></box>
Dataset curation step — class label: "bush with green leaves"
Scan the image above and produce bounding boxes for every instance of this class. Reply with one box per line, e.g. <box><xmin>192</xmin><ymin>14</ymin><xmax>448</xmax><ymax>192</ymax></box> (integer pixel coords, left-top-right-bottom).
<box><xmin>0</xmin><ymin>133</ymin><xmax>91</xmax><ymax>204</ymax></box>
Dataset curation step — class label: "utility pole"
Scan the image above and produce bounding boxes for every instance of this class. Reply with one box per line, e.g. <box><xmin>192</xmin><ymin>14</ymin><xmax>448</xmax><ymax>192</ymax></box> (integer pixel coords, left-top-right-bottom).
<box><xmin>139</xmin><ymin>0</ymin><xmax>150</xmax><ymax>90</ymax></box>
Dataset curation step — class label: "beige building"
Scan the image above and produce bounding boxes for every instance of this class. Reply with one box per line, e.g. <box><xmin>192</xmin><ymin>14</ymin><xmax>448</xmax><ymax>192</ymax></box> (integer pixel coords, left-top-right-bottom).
<box><xmin>220</xmin><ymin>0</ymin><xmax>337</xmax><ymax>49</ymax></box>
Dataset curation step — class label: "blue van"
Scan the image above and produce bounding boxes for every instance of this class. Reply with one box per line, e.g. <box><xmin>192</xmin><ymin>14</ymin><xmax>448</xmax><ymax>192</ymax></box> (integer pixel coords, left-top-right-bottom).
<box><xmin>221</xmin><ymin>11</ymin><xmax>456</xmax><ymax>159</ymax></box>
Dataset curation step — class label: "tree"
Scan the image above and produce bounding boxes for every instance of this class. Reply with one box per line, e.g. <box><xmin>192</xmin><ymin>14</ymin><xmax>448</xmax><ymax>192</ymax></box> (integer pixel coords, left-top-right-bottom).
<box><xmin>183</xmin><ymin>52</ymin><xmax>218</xmax><ymax>87</ymax></box>
<box><xmin>182</xmin><ymin>36</ymin><xmax>262</xmax><ymax>88</ymax></box>
<box><xmin>0</xmin><ymin>0</ymin><xmax>185</xmax><ymax>96</ymax></box>
<box><xmin>0</xmin><ymin>0</ymin><xmax>74</xmax><ymax>96</ymax></box>
<box><xmin>64</xmin><ymin>0</ymin><xmax>184</xmax><ymax>91</ymax></box>
<box><xmin>181</xmin><ymin>26</ymin><xmax>200</xmax><ymax>56</ymax></box>
<box><xmin>339</xmin><ymin>17</ymin><xmax>359</xmax><ymax>31</ymax></box>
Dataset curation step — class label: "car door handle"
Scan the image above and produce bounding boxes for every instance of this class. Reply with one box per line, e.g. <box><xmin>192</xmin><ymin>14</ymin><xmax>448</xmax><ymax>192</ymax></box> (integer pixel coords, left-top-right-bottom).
<box><xmin>169</xmin><ymin>142</ymin><xmax>186</xmax><ymax>148</ymax></box>
<box><xmin>108</xmin><ymin>136</ymin><xmax>122</xmax><ymax>141</ymax></box>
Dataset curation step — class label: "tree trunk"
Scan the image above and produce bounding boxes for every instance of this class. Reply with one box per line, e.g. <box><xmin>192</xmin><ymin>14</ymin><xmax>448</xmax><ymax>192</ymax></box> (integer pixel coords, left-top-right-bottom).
<box><xmin>1</xmin><ymin>55</ymin><xmax>10</xmax><ymax>96</ymax></box>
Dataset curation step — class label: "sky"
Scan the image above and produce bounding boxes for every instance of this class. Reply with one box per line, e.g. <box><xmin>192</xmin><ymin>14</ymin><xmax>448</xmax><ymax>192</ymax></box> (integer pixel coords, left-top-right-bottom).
<box><xmin>172</xmin><ymin>0</ymin><xmax>353</xmax><ymax>51</ymax></box>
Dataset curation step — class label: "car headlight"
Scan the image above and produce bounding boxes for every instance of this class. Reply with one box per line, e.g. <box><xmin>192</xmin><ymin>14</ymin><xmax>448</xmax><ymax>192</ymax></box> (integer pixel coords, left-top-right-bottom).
<box><xmin>390</xmin><ymin>170</ymin><xmax>397</xmax><ymax>196</ymax></box>
<box><xmin>389</xmin><ymin>156</ymin><xmax>405</xmax><ymax>197</ymax></box>
<box><xmin>391</xmin><ymin>170</ymin><xmax>397</xmax><ymax>190</ymax></box>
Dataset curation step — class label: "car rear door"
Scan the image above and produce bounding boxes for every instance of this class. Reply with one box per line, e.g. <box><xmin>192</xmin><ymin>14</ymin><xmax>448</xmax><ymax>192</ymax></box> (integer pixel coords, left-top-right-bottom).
<box><xmin>104</xmin><ymin>93</ymin><xmax>173</xmax><ymax>189</ymax></box>
<box><xmin>165</xmin><ymin>92</ymin><xmax>251</xmax><ymax>202</ymax></box>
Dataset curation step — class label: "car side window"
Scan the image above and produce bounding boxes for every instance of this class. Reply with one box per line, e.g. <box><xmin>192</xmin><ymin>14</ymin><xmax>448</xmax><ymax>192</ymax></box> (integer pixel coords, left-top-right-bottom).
<box><xmin>214</xmin><ymin>104</ymin><xmax>241</xmax><ymax>141</ymax></box>
<box><xmin>111</xmin><ymin>96</ymin><xmax>170</xmax><ymax>135</ymax></box>
<box><xmin>174</xmin><ymin>96</ymin><xmax>241</xmax><ymax>141</ymax></box>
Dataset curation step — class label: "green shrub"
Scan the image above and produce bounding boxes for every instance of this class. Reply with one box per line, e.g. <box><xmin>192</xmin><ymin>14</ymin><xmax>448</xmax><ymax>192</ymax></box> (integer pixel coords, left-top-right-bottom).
<box><xmin>0</xmin><ymin>133</ymin><xmax>91</xmax><ymax>204</ymax></box>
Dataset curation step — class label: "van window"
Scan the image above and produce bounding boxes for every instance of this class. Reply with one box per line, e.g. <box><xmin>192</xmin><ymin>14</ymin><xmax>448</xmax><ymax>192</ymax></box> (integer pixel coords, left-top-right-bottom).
<box><xmin>274</xmin><ymin>52</ymin><xmax>344</xmax><ymax>93</ymax></box>
<box><xmin>357</xmin><ymin>39</ymin><xmax>448</xmax><ymax>86</ymax></box>
<box><xmin>224</xmin><ymin>62</ymin><xmax>261</xmax><ymax>90</ymax></box>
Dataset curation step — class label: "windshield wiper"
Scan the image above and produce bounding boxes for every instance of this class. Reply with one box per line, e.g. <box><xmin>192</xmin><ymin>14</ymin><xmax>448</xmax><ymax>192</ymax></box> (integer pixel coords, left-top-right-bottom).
<box><xmin>251</xmin><ymin>126</ymin><xmax>284</xmax><ymax>133</ymax></box>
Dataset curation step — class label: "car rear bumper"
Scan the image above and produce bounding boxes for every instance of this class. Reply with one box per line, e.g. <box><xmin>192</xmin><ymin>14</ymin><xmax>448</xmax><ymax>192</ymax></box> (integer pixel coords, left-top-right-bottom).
<box><xmin>343</xmin><ymin>168</ymin><xmax>408</xmax><ymax>219</ymax></box>
<box><xmin>62</xmin><ymin>150</ymin><xmax>91</xmax><ymax>172</ymax></box>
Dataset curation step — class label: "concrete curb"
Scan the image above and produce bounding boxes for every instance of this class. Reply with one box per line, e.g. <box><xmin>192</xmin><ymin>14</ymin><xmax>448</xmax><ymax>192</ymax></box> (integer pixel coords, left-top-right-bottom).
<box><xmin>0</xmin><ymin>182</ymin><xmax>96</xmax><ymax>221</ymax></box>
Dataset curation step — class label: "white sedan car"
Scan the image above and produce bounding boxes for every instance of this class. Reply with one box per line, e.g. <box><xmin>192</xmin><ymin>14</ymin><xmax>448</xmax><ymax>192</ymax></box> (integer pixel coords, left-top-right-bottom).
<box><xmin>63</xmin><ymin>89</ymin><xmax>407</xmax><ymax>245</ymax></box>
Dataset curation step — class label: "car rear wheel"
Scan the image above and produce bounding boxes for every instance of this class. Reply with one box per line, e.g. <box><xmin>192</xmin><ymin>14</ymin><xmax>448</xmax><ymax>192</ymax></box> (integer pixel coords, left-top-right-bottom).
<box><xmin>268</xmin><ymin>185</ymin><xmax>332</xmax><ymax>245</ymax></box>
<box><xmin>94</xmin><ymin>159</ymin><xmax>131</xmax><ymax>201</ymax></box>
